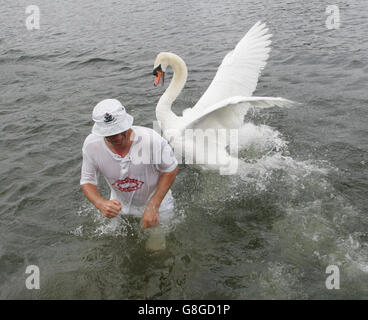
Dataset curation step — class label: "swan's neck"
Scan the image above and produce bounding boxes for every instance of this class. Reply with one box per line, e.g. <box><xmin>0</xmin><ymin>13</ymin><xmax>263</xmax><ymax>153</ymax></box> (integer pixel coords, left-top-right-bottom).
<box><xmin>156</xmin><ymin>53</ymin><xmax>188</xmax><ymax>126</ymax></box>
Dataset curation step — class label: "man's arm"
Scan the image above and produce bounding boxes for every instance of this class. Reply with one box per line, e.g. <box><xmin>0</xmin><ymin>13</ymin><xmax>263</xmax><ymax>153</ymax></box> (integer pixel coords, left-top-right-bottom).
<box><xmin>81</xmin><ymin>183</ymin><xmax>122</xmax><ymax>218</ymax></box>
<box><xmin>142</xmin><ymin>166</ymin><xmax>178</xmax><ymax>228</ymax></box>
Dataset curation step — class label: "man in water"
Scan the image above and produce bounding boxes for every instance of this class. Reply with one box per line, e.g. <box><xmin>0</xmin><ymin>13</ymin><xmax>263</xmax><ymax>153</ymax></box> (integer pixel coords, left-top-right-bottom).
<box><xmin>80</xmin><ymin>99</ymin><xmax>178</xmax><ymax>248</ymax></box>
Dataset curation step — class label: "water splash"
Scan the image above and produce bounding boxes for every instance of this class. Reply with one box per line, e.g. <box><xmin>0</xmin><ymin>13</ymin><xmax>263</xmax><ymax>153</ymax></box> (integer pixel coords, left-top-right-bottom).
<box><xmin>72</xmin><ymin>202</ymin><xmax>185</xmax><ymax>239</ymax></box>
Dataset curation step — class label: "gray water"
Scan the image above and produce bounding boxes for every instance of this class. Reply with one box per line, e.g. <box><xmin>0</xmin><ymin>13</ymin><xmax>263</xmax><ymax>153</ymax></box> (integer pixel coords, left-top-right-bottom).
<box><xmin>0</xmin><ymin>0</ymin><xmax>367</xmax><ymax>299</ymax></box>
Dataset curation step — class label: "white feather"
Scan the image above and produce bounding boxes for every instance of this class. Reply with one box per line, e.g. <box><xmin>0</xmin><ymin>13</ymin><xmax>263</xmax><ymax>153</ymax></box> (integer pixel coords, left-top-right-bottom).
<box><xmin>192</xmin><ymin>21</ymin><xmax>272</xmax><ymax>113</ymax></box>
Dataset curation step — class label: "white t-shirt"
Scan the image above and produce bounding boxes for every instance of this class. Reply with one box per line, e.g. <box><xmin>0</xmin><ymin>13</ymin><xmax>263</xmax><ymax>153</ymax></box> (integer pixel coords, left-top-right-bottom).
<box><xmin>80</xmin><ymin>126</ymin><xmax>178</xmax><ymax>219</ymax></box>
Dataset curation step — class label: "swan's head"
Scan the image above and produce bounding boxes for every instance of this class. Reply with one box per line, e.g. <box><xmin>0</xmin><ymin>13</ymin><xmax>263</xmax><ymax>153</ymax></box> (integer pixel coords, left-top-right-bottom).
<box><xmin>153</xmin><ymin>52</ymin><xmax>170</xmax><ymax>86</ymax></box>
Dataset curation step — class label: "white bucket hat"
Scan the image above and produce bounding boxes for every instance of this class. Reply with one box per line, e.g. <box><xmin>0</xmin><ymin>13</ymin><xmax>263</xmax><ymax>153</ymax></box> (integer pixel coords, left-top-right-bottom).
<box><xmin>91</xmin><ymin>99</ymin><xmax>134</xmax><ymax>137</ymax></box>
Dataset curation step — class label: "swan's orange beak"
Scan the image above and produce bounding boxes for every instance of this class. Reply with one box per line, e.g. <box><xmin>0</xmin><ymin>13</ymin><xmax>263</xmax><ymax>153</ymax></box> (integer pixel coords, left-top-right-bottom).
<box><xmin>153</xmin><ymin>64</ymin><xmax>165</xmax><ymax>86</ymax></box>
<box><xmin>154</xmin><ymin>71</ymin><xmax>164</xmax><ymax>86</ymax></box>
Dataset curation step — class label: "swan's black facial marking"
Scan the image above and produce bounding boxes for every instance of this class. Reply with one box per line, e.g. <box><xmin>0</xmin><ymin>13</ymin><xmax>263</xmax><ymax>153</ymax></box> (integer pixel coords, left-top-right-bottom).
<box><xmin>153</xmin><ymin>64</ymin><xmax>162</xmax><ymax>76</ymax></box>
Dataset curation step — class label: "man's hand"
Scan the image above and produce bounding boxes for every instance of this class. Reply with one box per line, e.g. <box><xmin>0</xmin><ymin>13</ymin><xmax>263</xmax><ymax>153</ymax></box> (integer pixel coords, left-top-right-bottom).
<box><xmin>97</xmin><ymin>199</ymin><xmax>122</xmax><ymax>218</ymax></box>
<box><xmin>141</xmin><ymin>167</ymin><xmax>178</xmax><ymax>229</ymax></box>
<box><xmin>81</xmin><ymin>184</ymin><xmax>122</xmax><ymax>219</ymax></box>
<box><xmin>142</xmin><ymin>200</ymin><xmax>160</xmax><ymax>229</ymax></box>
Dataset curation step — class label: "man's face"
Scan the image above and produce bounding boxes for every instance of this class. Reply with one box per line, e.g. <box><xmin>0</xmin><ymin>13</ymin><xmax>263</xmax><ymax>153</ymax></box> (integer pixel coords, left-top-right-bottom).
<box><xmin>105</xmin><ymin>130</ymin><xmax>130</xmax><ymax>146</ymax></box>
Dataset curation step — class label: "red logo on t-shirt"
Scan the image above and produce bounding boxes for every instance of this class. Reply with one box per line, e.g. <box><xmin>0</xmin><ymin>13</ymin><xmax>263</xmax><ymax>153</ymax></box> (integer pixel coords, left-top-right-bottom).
<box><xmin>112</xmin><ymin>177</ymin><xmax>144</xmax><ymax>192</ymax></box>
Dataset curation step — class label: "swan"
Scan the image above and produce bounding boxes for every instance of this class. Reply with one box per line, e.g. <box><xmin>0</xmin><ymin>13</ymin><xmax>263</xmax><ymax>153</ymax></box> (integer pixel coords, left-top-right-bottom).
<box><xmin>152</xmin><ymin>21</ymin><xmax>295</xmax><ymax>174</ymax></box>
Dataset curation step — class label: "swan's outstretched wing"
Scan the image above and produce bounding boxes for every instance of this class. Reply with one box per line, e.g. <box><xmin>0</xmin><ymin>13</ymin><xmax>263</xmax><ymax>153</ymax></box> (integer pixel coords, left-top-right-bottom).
<box><xmin>183</xmin><ymin>96</ymin><xmax>295</xmax><ymax>130</ymax></box>
<box><xmin>192</xmin><ymin>21</ymin><xmax>272</xmax><ymax>112</ymax></box>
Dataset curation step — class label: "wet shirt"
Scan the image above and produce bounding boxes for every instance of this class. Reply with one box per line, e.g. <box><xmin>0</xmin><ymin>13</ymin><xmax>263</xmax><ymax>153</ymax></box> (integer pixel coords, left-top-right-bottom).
<box><xmin>80</xmin><ymin>126</ymin><xmax>178</xmax><ymax>215</ymax></box>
